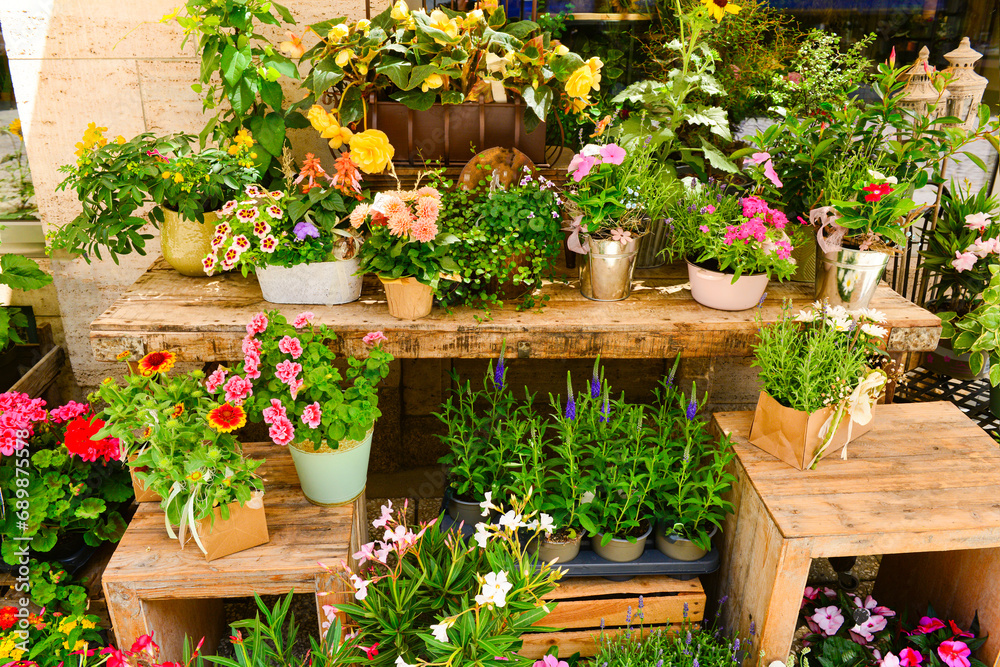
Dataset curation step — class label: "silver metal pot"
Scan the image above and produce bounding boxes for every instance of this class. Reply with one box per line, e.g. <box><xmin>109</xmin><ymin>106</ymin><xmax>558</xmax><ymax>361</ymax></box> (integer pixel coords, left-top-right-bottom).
<box><xmin>579</xmin><ymin>234</ymin><xmax>640</xmax><ymax>302</ymax></box>
<box><xmin>814</xmin><ymin>246</ymin><xmax>890</xmax><ymax>309</ymax></box>
<box><xmin>635</xmin><ymin>218</ymin><xmax>670</xmax><ymax>269</ymax></box>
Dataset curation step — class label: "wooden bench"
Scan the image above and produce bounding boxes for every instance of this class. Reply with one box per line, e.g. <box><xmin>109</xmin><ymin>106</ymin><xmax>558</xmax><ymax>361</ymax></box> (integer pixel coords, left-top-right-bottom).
<box><xmin>102</xmin><ymin>443</ymin><xmax>367</xmax><ymax>661</ymax></box>
<box><xmin>90</xmin><ymin>259</ymin><xmax>941</xmax><ymax>363</ymax></box>
<box><xmin>712</xmin><ymin>402</ymin><xmax>1000</xmax><ymax>667</ymax></box>
<box><xmin>521</xmin><ymin>575</ymin><xmax>706</xmax><ymax>659</ymax></box>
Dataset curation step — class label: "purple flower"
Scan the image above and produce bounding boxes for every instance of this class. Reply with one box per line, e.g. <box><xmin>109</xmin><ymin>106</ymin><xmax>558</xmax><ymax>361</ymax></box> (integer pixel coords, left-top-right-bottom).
<box><xmin>566</xmin><ymin>395</ymin><xmax>576</xmax><ymax>421</ymax></box>
<box><xmin>686</xmin><ymin>397</ymin><xmax>697</xmax><ymax>420</ymax></box>
<box><xmin>683</xmin><ymin>602</ymin><xmax>689</xmax><ymax>618</ymax></box>
<box><xmin>493</xmin><ymin>356</ymin><xmax>505</xmax><ymax>390</ymax></box>
<box><xmin>293</xmin><ymin>221</ymin><xmax>320</xmax><ymax>240</ymax></box>
<box><xmin>599</xmin><ymin>394</ymin><xmax>610</xmax><ymax>423</ymax></box>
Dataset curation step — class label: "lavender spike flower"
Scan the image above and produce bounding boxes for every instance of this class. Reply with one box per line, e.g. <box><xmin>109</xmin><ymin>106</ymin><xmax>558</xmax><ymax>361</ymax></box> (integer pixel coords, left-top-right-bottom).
<box><xmin>565</xmin><ymin>372</ymin><xmax>576</xmax><ymax>421</ymax></box>
<box><xmin>599</xmin><ymin>385</ymin><xmax>610</xmax><ymax>423</ymax></box>
<box><xmin>591</xmin><ymin>355</ymin><xmax>602</xmax><ymax>399</ymax></box>
<box><xmin>686</xmin><ymin>396</ymin><xmax>697</xmax><ymax>420</ymax></box>
<box><xmin>494</xmin><ymin>356</ymin><xmax>505</xmax><ymax>390</ymax></box>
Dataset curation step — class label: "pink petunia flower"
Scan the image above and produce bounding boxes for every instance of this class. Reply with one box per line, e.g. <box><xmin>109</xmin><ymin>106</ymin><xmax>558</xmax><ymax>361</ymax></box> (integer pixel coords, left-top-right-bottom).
<box><xmin>223</xmin><ymin>375</ymin><xmax>254</xmax><ymax>404</ymax></box>
<box><xmin>246</xmin><ymin>313</ymin><xmax>269</xmax><ymax>336</ymax></box>
<box><xmin>599</xmin><ymin>143</ymin><xmax>626</xmax><ymax>165</ymax></box>
<box><xmin>278</xmin><ymin>336</ymin><xmax>304</xmax><ymax>359</ymax></box>
<box><xmin>363</xmin><ymin>331</ymin><xmax>388</xmax><ymax>346</ymax></box>
<box><xmin>262</xmin><ymin>398</ymin><xmax>287</xmax><ymax>425</ymax></box>
<box><xmin>275</xmin><ymin>360</ymin><xmax>302</xmax><ymax>385</ymax></box>
<box><xmin>292</xmin><ymin>312</ymin><xmax>315</xmax><ymax>328</ymax></box>
<box><xmin>952</xmin><ymin>250</ymin><xmax>977</xmax><ymax>273</ymax></box>
<box><xmin>938</xmin><ymin>641</ymin><xmax>971</xmax><ymax>667</ymax></box>
<box><xmin>812</xmin><ymin>605</ymin><xmax>845</xmax><ymax>636</ymax></box>
<box><xmin>269</xmin><ymin>416</ymin><xmax>295</xmax><ymax>446</ymax></box>
<box><xmin>302</xmin><ymin>402</ymin><xmax>322</xmax><ymax>428</ymax></box>
<box><xmin>243</xmin><ymin>356</ymin><xmax>261</xmax><ymax>380</ymax></box>
<box><xmin>206</xmin><ymin>368</ymin><xmax>228</xmax><ymax>393</ymax></box>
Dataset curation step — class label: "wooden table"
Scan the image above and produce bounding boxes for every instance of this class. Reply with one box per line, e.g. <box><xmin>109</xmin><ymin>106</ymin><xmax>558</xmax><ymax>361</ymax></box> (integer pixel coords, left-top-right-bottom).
<box><xmin>102</xmin><ymin>444</ymin><xmax>367</xmax><ymax>661</ymax></box>
<box><xmin>90</xmin><ymin>258</ymin><xmax>941</xmax><ymax>362</ymax></box>
<box><xmin>711</xmin><ymin>402</ymin><xmax>1000</xmax><ymax>667</ymax></box>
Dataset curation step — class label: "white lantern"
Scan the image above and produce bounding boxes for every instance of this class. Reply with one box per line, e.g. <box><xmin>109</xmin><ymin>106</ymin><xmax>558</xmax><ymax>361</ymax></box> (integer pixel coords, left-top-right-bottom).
<box><xmin>943</xmin><ymin>37</ymin><xmax>988</xmax><ymax>130</ymax></box>
<box><xmin>900</xmin><ymin>46</ymin><xmax>951</xmax><ymax>120</ymax></box>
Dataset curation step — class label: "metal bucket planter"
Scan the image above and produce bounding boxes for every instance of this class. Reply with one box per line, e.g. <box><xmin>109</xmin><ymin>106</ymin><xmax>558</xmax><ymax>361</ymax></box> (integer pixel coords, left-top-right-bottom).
<box><xmin>288</xmin><ymin>429</ymin><xmax>373</xmax><ymax>506</ymax></box>
<box><xmin>256</xmin><ymin>258</ymin><xmax>363</xmax><ymax>305</ymax></box>
<box><xmin>687</xmin><ymin>261</ymin><xmax>768</xmax><ymax>311</ymax></box>
<box><xmin>815</xmin><ymin>246</ymin><xmax>890</xmax><ymax>309</ymax></box>
<box><xmin>593</xmin><ymin>523</ymin><xmax>652</xmax><ymax>563</ymax></box>
<box><xmin>579</xmin><ymin>234</ymin><xmax>640</xmax><ymax>301</ymax></box>
<box><xmin>634</xmin><ymin>218</ymin><xmax>670</xmax><ymax>269</ymax></box>
<box><xmin>160</xmin><ymin>208</ymin><xmax>218</xmax><ymax>277</ymax></box>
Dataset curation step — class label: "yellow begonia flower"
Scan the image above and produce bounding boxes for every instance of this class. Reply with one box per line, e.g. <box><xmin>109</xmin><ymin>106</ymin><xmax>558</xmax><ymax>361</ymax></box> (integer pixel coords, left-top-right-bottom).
<box><xmin>700</xmin><ymin>0</ymin><xmax>741</xmax><ymax>21</ymax></box>
<box><xmin>391</xmin><ymin>0</ymin><xmax>410</xmax><ymax>21</ymax></box>
<box><xmin>421</xmin><ymin>73</ymin><xmax>445</xmax><ymax>92</ymax></box>
<box><xmin>307</xmin><ymin>105</ymin><xmax>335</xmax><ymax>133</ymax></box>
<box><xmin>554</xmin><ymin>44</ymin><xmax>569</xmax><ymax>56</ymax></box>
<box><xmin>328</xmin><ymin>23</ymin><xmax>349</xmax><ymax>42</ymax></box>
<box><xmin>464</xmin><ymin>9</ymin><xmax>483</xmax><ymax>27</ymax></box>
<box><xmin>565</xmin><ymin>97</ymin><xmax>590</xmax><ymax>114</ymax></box>
<box><xmin>357</xmin><ymin>18</ymin><xmax>371</xmax><ymax>34</ymax></box>
<box><xmin>349</xmin><ymin>129</ymin><xmax>395</xmax><ymax>174</ymax></box>
<box><xmin>429</xmin><ymin>9</ymin><xmax>460</xmax><ymax>41</ymax></box>
<box><xmin>335</xmin><ymin>48</ymin><xmax>354</xmax><ymax>68</ymax></box>
<box><xmin>565</xmin><ymin>58</ymin><xmax>602</xmax><ymax>99</ymax></box>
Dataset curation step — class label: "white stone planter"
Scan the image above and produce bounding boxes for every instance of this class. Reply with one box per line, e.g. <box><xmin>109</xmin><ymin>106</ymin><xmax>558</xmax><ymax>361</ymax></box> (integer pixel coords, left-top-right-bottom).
<box><xmin>256</xmin><ymin>258</ymin><xmax>363</xmax><ymax>305</ymax></box>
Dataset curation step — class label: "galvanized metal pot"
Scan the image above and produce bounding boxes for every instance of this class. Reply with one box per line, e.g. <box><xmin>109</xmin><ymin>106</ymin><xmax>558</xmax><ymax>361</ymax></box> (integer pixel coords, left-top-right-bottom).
<box><xmin>815</xmin><ymin>246</ymin><xmax>890</xmax><ymax>309</ymax></box>
<box><xmin>579</xmin><ymin>234</ymin><xmax>640</xmax><ymax>301</ymax></box>
<box><xmin>635</xmin><ymin>218</ymin><xmax>670</xmax><ymax>269</ymax></box>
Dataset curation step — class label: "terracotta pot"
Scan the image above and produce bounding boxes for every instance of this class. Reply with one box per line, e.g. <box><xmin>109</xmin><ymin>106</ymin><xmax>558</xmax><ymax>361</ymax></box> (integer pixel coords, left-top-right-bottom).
<box><xmin>366</xmin><ymin>99</ymin><xmax>547</xmax><ymax>166</ymax></box>
<box><xmin>686</xmin><ymin>260</ymin><xmax>768</xmax><ymax>311</ymax></box>
<box><xmin>593</xmin><ymin>523</ymin><xmax>652</xmax><ymax>563</ymax></box>
<box><xmin>380</xmin><ymin>276</ymin><xmax>433</xmax><ymax>320</ymax></box>
<box><xmin>537</xmin><ymin>533</ymin><xmax>582</xmax><ymax>564</ymax></box>
<box><xmin>159</xmin><ymin>208</ymin><xmax>219</xmax><ymax>277</ymax></box>
<box><xmin>655</xmin><ymin>523</ymin><xmax>717</xmax><ymax>561</ymax></box>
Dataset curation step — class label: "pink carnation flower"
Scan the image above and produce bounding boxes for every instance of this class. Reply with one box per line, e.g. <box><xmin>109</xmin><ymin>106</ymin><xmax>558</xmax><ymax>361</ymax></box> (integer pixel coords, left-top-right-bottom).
<box><xmin>302</xmin><ymin>402</ymin><xmax>322</xmax><ymax>428</ymax></box>
<box><xmin>278</xmin><ymin>336</ymin><xmax>304</xmax><ymax>359</ymax></box>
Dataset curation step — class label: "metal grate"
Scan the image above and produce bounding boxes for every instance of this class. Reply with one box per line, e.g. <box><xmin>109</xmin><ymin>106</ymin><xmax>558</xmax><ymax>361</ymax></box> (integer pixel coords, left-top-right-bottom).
<box><xmin>896</xmin><ymin>367</ymin><xmax>1000</xmax><ymax>441</ymax></box>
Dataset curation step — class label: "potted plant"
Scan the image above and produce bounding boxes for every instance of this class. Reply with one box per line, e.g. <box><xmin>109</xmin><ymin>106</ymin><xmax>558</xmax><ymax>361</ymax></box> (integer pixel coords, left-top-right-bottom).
<box><xmin>94</xmin><ymin>352</ymin><xmax>269</xmax><ymax>560</ymax></box>
<box><xmin>939</xmin><ymin>264</ymin><xmax>1000</xmax><ymax>417</ymax></box>
<box><xmin>0</xmin><ymin>393</ymin><xmax>131</xmax><ymax>569</ymax></box>
<box><xmin>436</xmin><ymin>351</ymin><xmax>526</xmax><ymax>525</ymax></box>
<box><xmin>54</xmin><ymin>128</ymin><xmax>260</xmax><ymax>274</ymax></box>
<box><xmin>919</xmin><ymin>184</ymin><xmax>999</xmax><ymax>379</ymax></box>
<box><xmin>1</xmin><ymin>607</ymin><xmax>104</xmax><ymax>666</ymax></box>
<box><xmin>650</xmin><ymin>382</ymin><xmax>734</xmax><ymax>561</ymax></box>
<box><xmin>663</xmin><ymin>179</ymin><xmax>796</xmax><ymax>310</ymax></box>
<box><xmin>203</xmin><ymin>152</ymin><xmax>371</xmax><ymax>305</ymax></box>
<box><xmin>336</xmin><ymin>493</ymin><xmax>561</xmax><ymax>665</ymax></box>
<box><xmin>235</xmin><ymin>311</ymin><xmax>394</xmax><ymax>506</ymax></box>
<box><xmin>299</xmin><ymin>3</ymin><xmax>593</xmax><ymax>166</ymax></box>
<box><xmin>749</xmin><ymin>301</ymin><xmax>895</xmax><ymax>470</ymax></box>
<box><xmin>563</xmin><ymin>136</ymin><xmax>671</xmax><ymax>301</ymax></box>
<box><xmin>354</xmin><ymin>184</ymin><xmax>461</xmax><ymax>320</ymax></box>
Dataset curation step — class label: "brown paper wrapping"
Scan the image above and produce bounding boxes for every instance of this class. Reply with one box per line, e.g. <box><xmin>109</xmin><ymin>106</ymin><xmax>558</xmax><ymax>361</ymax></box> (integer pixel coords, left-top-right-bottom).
<box><xmin>191</xmin><ymin>496</ymin><xmax>269</xmax><ymax>561</ymax></box>
<box><xmin>380</xmin><ymin>276</ymin><xmax>433</xmax><ymax>320</ymax></box>
<box><xmin>748</xmin><ymin>391</ymin><xmax>873</xmax><ymax>470</ymax></box>
<box><xmin>130</xmin><ymin>468</ymin><xmax>162</xmax><ymax>503</ymax></box>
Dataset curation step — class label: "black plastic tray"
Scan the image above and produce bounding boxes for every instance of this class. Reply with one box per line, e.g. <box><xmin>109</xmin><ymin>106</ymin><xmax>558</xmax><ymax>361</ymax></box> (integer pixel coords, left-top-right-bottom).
<box><xmin>437</xmin><ymin>513</ymin><xmax>719</xmax><ymax>580</ymax></box>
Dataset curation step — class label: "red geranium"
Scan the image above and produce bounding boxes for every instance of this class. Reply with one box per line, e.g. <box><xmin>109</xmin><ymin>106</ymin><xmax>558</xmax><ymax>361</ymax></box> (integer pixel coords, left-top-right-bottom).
<box><xmin>64</xmin><ymin>415</ymin><xmax>121</xmax><ymax>463</ymax></box>
<box><xmin>0</xmin><ymin>606</ymin><xmax>17</xmax><ymax>630</ymax></box>
<box><xmin>863</xmin><ymin>183</ymin><xmax>894</xmax><ymax>203</ymax></box>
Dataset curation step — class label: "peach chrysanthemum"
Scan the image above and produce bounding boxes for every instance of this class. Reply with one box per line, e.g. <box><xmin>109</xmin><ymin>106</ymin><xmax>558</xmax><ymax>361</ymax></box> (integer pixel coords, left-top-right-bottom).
<box><xmin>379</xmin><ymin>194</ymin><xmax>407</xmax><ymax>219</ymax></box>
<box><xmin>414</xmin><ymin>195</ymin><xmax>440</xmax><ymax>223</ymax></box>
<box><xmin>411</xmin><ymin>216</ymin><xmax>439</xmax><ymax>243</ymax></box>
<box><xmin>415</xmin><ymin>186</ymin><xmax>441</xmax><ymax>199</ymax></box>
<box><xmin>387</xmin><ymin>209</ymin><xmax>413</xmax><ymax>237</ymax></box>
<box><xmin>350</xmin><ymin>203</ymin><xmax>371</xmax><ymax>229</ymax></box>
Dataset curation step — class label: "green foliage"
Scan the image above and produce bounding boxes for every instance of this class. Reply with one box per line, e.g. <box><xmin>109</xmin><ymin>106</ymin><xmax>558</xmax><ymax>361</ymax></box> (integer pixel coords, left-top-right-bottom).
<box><xmin>920</xmin><ymin>182</ymin><xmax>1000</xmax><ymax>314</ymax></box>
<box><xmin>5</xmin><ymin>610</ymin><xmax>104</xmax><ymax>667</ymax></box>
<box><xmin>0</xmin><ymin>305</ymin><xmax>29</xmax><ymax>352</ymax></box>
<box><xmin>168</xmin><ymin>0</ymin><xmax>303</xmax><ymax>181</ymax></box>
<box><xmin>27</xmin><ymin>560</ymin><xmax>89</xmax><ymax>614</ymax></box>
<box><xmin>940</xmin><ymin>264</ymin><xmax>1000</xmax><ymax>387</ymax></box>
<box><xmin>753</xmin><ymin>301</ymin><xmax>889</xmax><ymax>413</ymax></box>
<box><xmin>238</xmin><ymin>311</ymin><xmax>395</xmax><ymax>447</ymax></box>
<box><xmin>356</xmin><ymin>223</ymin><xmax>461</xmax><ymax>290</ymax></box>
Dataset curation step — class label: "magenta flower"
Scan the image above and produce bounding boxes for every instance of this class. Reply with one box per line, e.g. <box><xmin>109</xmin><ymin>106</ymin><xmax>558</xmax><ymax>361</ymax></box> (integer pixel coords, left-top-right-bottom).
<box><xmin>938</xmin><ymin>641</ymin><xmax>971</xmax><ymax>667</ymax></box>
<box><xmin>278</xmin><ymin>335</ymin><xmax>304</xmax><ymax>359</ymax></box>
<box><xmin>763</xmin><ymin>160</ymin><xmax>783</xmax><ymax>188</ymax></box>
<box><xmin>952</xmin><ymin>250</ymin><xmax>977</xmax><ymax>273</ymax></box>
<box><xmin>599</xmin><ymin>143</ymin><xmax>626</xmax><ymax>165</ymax></box>
<box><xmin>900</xmin><ymin>648</ymin><xmax>923</xmax><ymax>667</ymax></box>
<box><xmin>699</xmin><ymin>225</ymin><xmax>710</xmax><ymax>233</ymax></box>
<box><xmin>533</xmin><ymin>656</ymin><xmax>570</xmax><ymax>667</ymax></box>
<box><xmin>301</xmin><ymin>402</ymin><xmax>322</xmax><ymax>428</ymax></box>
<box><xmin>811</xmin><ymin>605</ymin><xmax>844</xmax><ymax>636</ymax></box>
<box><xmin>916</xmin><ymin>617</ymin><xmax>946</xmax><ymax>634</ymax></box>
<box><xmin>949</xmin><ymin>620</ymin><xmax>975</xmax><ymax>639</ymax></box>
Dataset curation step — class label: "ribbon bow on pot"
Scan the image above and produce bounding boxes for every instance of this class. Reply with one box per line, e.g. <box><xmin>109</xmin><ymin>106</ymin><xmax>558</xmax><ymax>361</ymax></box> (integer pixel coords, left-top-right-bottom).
<box><xmin>809</xmin><ymin>370</ymin><xmax>888</xmax><ymax>469</ymax></box>
<box><xmin>563</xmin><ymin>215</ymin><xmax>589</xmax><ymax>255</ymax></box>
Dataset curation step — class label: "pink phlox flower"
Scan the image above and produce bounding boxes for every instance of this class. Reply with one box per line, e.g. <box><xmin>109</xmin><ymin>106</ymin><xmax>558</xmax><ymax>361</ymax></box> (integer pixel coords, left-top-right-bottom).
<box><xmin>770</xmin><ymin>209</ymin><xmax>789</xmax><ymax>230</ymax></box>
<box><xmin>938</xmin><ymin>641</ymin><xmax>971</xmax><ymax>667</ymax></box>
<box><xmin>599</xmin><ymin>143</ymin><xmax>626</xmax><ymax>165</ymax></box>
<box><xmin>275</xmin><ymin>360</ymin><xmax>303</xmax><ymax>385</ymax></box>
<box><xmin>292</xmin><ymin>312</ymin><xmax>315</xmax><ymax>328</ymax></box>
<box><xmin>301</xmin><ymin>402</ymin><xmax>322</xmax><ymax>428</ymax></box>
<box><xmin>278</xmin><ymin>335</ymin><xmax>304</xmax><ymax>359</ymax></box>
<box><xmin>811</xmin><ymin>605</ymin><xmax>845</xmax><ymax>636</ymax></box>
<box><xmin>741</xmin><ymin>196</ymin><xmax>770</xmax><ymax>219</ymax></box>
<box><xmin>223</xmin><ymin>375</ymin><xmax>253</xmax><ymax>405</ymax></box>
<box><xmin>699</xmin><ymin>225</ymin><xmax>711</xmax><ymax>233</ymax></box>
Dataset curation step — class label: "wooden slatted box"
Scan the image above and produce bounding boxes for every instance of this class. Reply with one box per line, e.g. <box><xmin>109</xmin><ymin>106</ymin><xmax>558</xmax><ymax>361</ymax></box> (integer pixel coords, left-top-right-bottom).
<box><xmin>520</xmin><ymin>575</ymin><xmax>706</xmax><ymax>659</ymax></box>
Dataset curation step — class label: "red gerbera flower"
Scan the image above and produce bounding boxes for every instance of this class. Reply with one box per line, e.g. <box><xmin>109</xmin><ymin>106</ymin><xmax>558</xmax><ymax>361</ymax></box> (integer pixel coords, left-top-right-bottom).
<box><xmin>207</xmin><ymin>402</ymin><xmax>247</xmax><ymax>433</ymax></box>
<box><xmin>137</xmin><ymin>351</ymin><xmax>177</xmax><ymax>377</ymax></box>
<box><xmin>863</xmin><ymin>182</ymin><xmax>894</xmax><ymax>203</ymax></box>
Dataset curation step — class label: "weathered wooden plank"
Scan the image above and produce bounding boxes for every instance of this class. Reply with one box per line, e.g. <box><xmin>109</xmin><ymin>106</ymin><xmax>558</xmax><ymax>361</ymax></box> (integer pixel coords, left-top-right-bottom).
<box><xmin>537</xmin><ymin>593</ymin><xmax>703</xmax><ymax>629</ymax></box>
<box><xmin>10</xmin><ymin>345</ymin><xmax>63</xmax><ymax>398</ymax></box>
<box><xmin>90</xmin><ymin>258</ymin><xmax>941</xmax><ymax>361</ymax></box>
<box><xmin>544</xmin><ymin>575</ymin><xmax>703</xmax><ymax>600</ymax></box>
<box><xmin>520</xmin><ymin>624</ymin><xmax>684</xmax><ymax>658</ymax></box>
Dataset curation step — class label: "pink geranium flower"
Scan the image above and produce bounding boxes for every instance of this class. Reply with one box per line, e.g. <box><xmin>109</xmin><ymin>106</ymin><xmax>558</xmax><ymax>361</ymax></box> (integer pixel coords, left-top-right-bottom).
<box><xmin>246</xmin><ymin>312</ymin><xmax>268</xmax><ymax>336</ymax></box>
<box><xmin>952</xmin><ymin>251</ymin><xmax>977</xmax><ymax>273</ymax></box>
<box><xmin>938</xmin><ymin>641</ymin><xmax>971</xmax><ymax>667</ymax></box>
<box><xmin>275</xmin><ymin>360</ymin><xmax>302</xmax><ymax>385</ymax></box>
<box><xmin>292</xmin><ymin>311</ymin><xmax>315</xmax><ymax>328</ymax></box>
<box><xmin>302</xmin><ymin>402</ymin><xmax>322</xmax><ymax>428</ymax></box>
<box><xmin>812</xmin><ymin>605</ymin><xmax>845</xmax><ymax>636</ymax></box>
<box><xmin>278</xmin><ymin>335</ymin><xmax>304</xmax><ymax>359</ymax></box>
<box><xmin>269</xmin><ymin>416</ymin><xmax>295</xmax><ymax>446</ymax></box>
<box><xmin>900</xmin><ymin>648</ymin><xmax>923</xmax><ymax>666</ymax></box>
<box><xmin>363</xmin><ymin>331</ymin><xmax>388</xmax><ymax>346</ymax></box>
<box><xmin>223</xmin><ymin>375</ymin><xmax>253</xmax><ymax>404</ymax></box>
<box><xmin>599</xmin><ymin>143</ymin><xmax>626</xmax><ymax>165</ymax></box>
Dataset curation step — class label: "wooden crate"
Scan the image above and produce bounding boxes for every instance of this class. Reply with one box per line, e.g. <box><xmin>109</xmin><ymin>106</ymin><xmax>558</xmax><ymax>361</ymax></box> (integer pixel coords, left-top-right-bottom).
<box><xmin>520</xmin><ymin>575</ymin><xmax>706</xmax><ymax>659</ymax></box>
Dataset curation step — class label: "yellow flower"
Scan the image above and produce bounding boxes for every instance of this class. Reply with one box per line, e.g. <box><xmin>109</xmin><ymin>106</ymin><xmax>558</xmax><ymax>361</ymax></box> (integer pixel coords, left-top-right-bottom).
<box><xmin>479</xmin><ymin>0</ymin><xmax>499</xmax><ymax>10</ymax></box>
<box><xmin>565</xmin><ymin>58</ymin><xmax>603</xmax><ymax>99</ymax></box>
<box><xmin>227</xmin><ymin>144</ymin><xmax>239</xmax><ymax>155</ymax></box>
<box><xmin>234</xmin><ymin>128</ymin><xmax>254</xmax><ymax>149</ymax></box>
<box><xmin>335</xmin><ymin>48</ymin><xmax>354</xmax><ymax>68</ymax></box>
<box><xmin>700</xmin><ymin>0</ymin><xmax>741</xmax><ymax>21</ymax></box>
<box><xmin>565</xmin><ymin>97</ymin><xmax>590</xmax><ymax>114</ymax></box>
<box><xmin>0</xmin><ymin>636</ymin><xmax>25</xmax><ymax>661</ymax></box>
<box><xmin>327</xmin><ymin>126</ymin><xmax>354</xmax><ymax>150</ymax></box>
<box><xmin>349</xmin><ymin>129</ymin><xmax>395</xmax><ymax>174</ymax></box>
<box><xmin>390</xmin><ymin>0</ymin><xmax>410</xmax><ymax>21</ymax></box>
<box><xmin>116</xmin><ymin>135</ymin><xmax>126</xmax><ymax>144</ymax></box>
<box><xmin>328</xmin><ymin>23</ymin><xmax>350</xmax><ymax>42</ymax></box>
<box><xmin>7</xmin><ymin>119</ymin><xmax>22</xmax><ymax>139</ymax></box>
<box><xmin>162</xmin><ymin>171</ymin><xmax>172</xmax><ymax>179</ymax></box>
<box><xmin>464</xmin><ymin>9</ymin><xmax>483</xmax><ymax>27</ymax></box>
<box><xmin>357</xmin><ymin>18</ymin><xmax>371</xmax><ymax>34</ymax></box>
<box><xmin>74</xmin><ymin>121</ymin><xmax>109</xmax><ymax>157</ymax></box>
<box><xmin>421</xmin><ymin>73</ymin><xmax>445</xmax><ymax>92</ymax></box>
<box><xmin>429</xmin><ymin>9</ymin><xmax>460</xmax><ymax>41</ymax></box>
<box><xmin>554</xmin><ymin>44</ymin><xmax>569</xmax><ymax>56</ymax></box>
<box><xmin>307</xmin><ymin>104</ymin><xmax>335</xmax><ymax>133</ymax></box>
<box><xmin>174</xmin><ymin>173</ymin><xmax>184</xmax><ymax>183</ymax></box>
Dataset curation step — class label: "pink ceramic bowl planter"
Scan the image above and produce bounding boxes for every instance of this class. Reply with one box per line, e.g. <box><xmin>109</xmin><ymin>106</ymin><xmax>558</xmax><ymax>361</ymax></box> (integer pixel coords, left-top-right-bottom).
<box><xmin>687</xmin><ymin>261</ymin><xmax>769</xmax><ymax>311</ymax></box>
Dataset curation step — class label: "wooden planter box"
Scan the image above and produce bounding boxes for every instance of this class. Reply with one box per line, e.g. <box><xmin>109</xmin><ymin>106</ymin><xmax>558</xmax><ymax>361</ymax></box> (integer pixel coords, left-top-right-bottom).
<box><xmin>520</xmin><ymin>575</ymin><xmax>706</xmax><ymax>658</ymax></box>
<box><xmin>367</xmin><ymin>98</ymin><xmax>547</xmax><ymax>167</ymax></box>
<box><xmin>4</xmin><ymin>322</ymin><xmax>63</xmax><ymax>397</ymax></box>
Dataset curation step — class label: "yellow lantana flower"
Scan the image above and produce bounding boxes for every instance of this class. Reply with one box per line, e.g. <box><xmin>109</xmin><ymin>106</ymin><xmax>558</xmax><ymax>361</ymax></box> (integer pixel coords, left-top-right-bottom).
<box><xmin>565</xmin><ymin>57</ymin><xmax>603</xmax><ymax>99</ymax></box>
<box><xmin>0</xmin><ymin>636</ymin><xmax>25</xmax><ymax>661</ymax></box>
<box><xmin>349</xmin><ymin>129</ymin><xmax>395</xmax><ymax>174</ymax></box>
<box><xmin>700</xmin><ymin>0</ymin><xmax>741</xmax><ymax>21</ymax></box>
<box><xmin>421</xmin><ymin>73</ymin><xmax>445</xmax><ymax>92</ymax></box>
